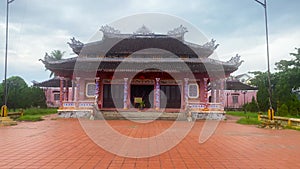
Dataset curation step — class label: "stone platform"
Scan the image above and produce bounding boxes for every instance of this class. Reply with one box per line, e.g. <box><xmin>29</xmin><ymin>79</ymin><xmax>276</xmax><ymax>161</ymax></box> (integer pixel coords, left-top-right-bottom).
<box><xmin>0</xmin><ymin>116</ymin><xmax>17</xmax><ymax>126</ymax></box>
<box><xmin>57</xmin><ymin>109</ymin><xmax>226</xmax><ymax>120</ymax></box>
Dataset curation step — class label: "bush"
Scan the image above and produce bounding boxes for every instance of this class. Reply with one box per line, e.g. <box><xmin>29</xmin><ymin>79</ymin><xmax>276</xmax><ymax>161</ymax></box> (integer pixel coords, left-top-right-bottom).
<box><xmin>289</xmin><ymin>102</ymin><xmax>299</xmax><ymax>116</ymax></box>
<box><xmin>276</xmin><ymin>98</ymin><xmax>300</xmax><ymax>117</ymax></box>
<box><xmin>278</xmin><ymin>104</ymin><xmax>289</xmax><ymax>116</ymax></box>
<box><xmin>243</xmin><ymin>97</ymin><xmax>259</xmax><ymax>112</ymax></box>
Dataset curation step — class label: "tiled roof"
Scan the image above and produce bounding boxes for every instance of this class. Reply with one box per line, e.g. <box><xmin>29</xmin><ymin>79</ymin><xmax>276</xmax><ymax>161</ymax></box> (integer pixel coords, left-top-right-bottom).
<box><xmin>33</xmin><ymin>77</ymin><xmax>72</xmax><ymax>88</ymax></box>
<box><xmin>42</xmin><ymin>57</ymin><xmax>239</xmax><ymax>76</ymax></box>
<box><xmin>225</xmin><ymin>80</ymin><xmax>258</xmax><ymax>90</ymax></box>
<box><xmin>76</xmin><ymin>36</ymin><xmax>216</xmax><ymax>58</ymax></box>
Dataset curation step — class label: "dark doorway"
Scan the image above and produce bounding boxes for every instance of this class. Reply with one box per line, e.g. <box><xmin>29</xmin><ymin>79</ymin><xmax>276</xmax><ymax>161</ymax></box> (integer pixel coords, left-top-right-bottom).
<box><xmin>160</xmin><ymin>85</ymin><xmax>181</xmax><ymax>108</ymax></box>
<box><xmin>130</xmin><ymin>85</ymin><xmax>154</xmax><ymax>108</ymax></box>
<box><xmin>103</xmin><ymin>84</ymin><xmax>124</xmax><ymax>108</ymax></box>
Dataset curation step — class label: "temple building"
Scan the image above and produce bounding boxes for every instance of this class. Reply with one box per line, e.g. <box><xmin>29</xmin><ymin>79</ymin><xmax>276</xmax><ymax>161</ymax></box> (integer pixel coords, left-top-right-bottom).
<box><xmin>39</xmin><ymin>25</ymin><xmax>243</xmax><ymax>119</ymax></box>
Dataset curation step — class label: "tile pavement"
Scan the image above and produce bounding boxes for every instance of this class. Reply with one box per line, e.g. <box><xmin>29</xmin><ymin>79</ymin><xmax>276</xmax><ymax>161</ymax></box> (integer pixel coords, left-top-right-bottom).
<box><xmin>0</xmin><ymin>115</ymin><xmax>300</xmax><ymax>169</ymax></box>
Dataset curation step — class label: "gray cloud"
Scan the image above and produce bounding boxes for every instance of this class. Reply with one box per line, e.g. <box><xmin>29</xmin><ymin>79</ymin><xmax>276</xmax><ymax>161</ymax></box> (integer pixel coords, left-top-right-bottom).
<box><xmin>0</xmin><ymin>0</ymin><xmax>299</xmax><ymax>84</ymax></box>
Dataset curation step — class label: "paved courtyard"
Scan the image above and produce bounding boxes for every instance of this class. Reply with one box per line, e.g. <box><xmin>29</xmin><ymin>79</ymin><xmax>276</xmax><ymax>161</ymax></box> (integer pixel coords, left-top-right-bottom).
<box><xmin>1</xmin><ymin>115</ymin><xmax>300</xmax><ymax>169</ymax></box>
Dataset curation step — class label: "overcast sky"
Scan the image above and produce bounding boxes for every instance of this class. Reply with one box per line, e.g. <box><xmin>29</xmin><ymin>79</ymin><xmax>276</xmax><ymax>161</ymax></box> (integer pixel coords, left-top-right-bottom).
<box><xmin>0</xmin><ymin>0</ymin><xmax>300</xmax><ymax>84</ymax></box>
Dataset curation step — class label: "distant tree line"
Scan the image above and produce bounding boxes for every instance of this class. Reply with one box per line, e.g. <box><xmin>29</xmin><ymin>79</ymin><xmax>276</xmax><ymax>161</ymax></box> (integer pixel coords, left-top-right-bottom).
<box><xmin>0</xmin><ymin>76</ymin><xmax>46</xmax><ymax>111</ymax></box>
<box><xmin>249</xmin><ymin>48</ymin><xmax>300</xmax><ymax>116</ymax></box>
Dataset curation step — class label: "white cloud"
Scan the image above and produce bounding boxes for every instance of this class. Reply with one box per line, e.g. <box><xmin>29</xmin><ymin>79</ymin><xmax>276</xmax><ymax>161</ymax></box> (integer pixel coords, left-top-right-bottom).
<box><xmin>223</xmin><ymin>27</ymin><xmax>300</xmax><ymax>76</ymax></box>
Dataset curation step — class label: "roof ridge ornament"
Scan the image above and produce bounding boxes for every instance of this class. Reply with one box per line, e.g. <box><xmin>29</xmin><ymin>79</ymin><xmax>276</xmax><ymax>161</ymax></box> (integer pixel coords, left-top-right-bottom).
<box><xmin>167</xmin><ymin>25</ymin><xmax>188</xmax><ymax>38</ymax></box>
<box><xmin>227</xmin><ymin>54</ymin><xmax>244</xmax><ymax>67</ymax></box>
<box><xmin>203</xmin><ymin>39</ymin><xmax>219</xmax><ymax>50</ymax></box>
<box><xmin>134</xmin><ymin>25</ymin><xmax>153</xmax><ymax>35</ymax></box>
<box><xmin>67</xmin><ymin>37</ymin><xmax>84</xmax><ymax>55</ymax></box>
<box><xmin>100</xmin><ymin>25</ymin><xmax>121</xmax><ymax>35</ymax></box>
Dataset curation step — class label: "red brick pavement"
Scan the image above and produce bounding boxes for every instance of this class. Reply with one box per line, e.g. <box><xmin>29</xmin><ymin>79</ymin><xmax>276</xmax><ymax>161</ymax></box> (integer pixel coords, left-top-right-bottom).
<box><xmin>1</xmin><ymin>115</ymin><xmax>300</xmax><ymax>169</ymax></box>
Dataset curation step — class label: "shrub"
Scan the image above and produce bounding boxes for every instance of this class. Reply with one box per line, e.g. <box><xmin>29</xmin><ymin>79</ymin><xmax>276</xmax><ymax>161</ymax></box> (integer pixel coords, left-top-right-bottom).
<box><xmin>289</xmin><ymin>102</ymin><xmax>299</xmax><ymax>116</ymax></box>
<box><xmin>278</xmin><ymin>104</ymin><xmax>289</xmax><ymax>116</ymax></box>
<box><xmin>243</xmin><ymin>97</ymin><xmax>259</xmax><ymax>112</ymax></box>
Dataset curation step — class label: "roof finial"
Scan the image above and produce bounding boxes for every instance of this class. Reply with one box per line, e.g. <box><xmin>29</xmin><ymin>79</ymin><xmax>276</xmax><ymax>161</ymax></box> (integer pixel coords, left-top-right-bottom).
<box><xmin>167</xmin><ymin>25</ymin><xmax>188</xmax><ymax>37</ymax></box>
<box><xmin>100</xmin><ymin>25</ymin><xmax>121</xmax><ymax>35</ymax></box>
<box><xmin>134</xmin><ymin>25</ymin><xmax>153</xmax><ymax>35</ymax></box>
<box><xmin>67</xmin><ymin>37</ymin><xmax>84</xmax><ymax>55</ymax></box>
<box><xmin>226</xmin><ymin>54</ymin><xmax>244</xmax><ymax>67</ymax></box>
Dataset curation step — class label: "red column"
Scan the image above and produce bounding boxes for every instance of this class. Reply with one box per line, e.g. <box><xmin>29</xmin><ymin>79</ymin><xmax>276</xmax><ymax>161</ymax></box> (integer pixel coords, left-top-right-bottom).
<box><xmin>203</xmin><ymin>78</ymin><xmax>208</xmax><ymax>110</ymax></box>
<box><xmin>99</xmin><ymin>79</ymin><xmax>103</xmax><ymax>109</ymax></box>
<box><xmin>65</xmin><ymin>78</ymin><xmax>69</xmax><ymax>101</ymax></box>
<box><xmin>75</xmin><ymin>77</ymin><xmax>80</xmax><ymax>108</ymax></box>
<box><xmin>211</xmin><ymin>81</ymin><xmax>215</xmax><ymax>103</ymax></box>
<box><xmin>199</xmin><ymin>79</ymin><xmax>205</xmax><ymax>102</ymax></box>
<box><xmin>71</xmin><ymin>79</ymin><xmax>75</xmax><ymax>101</ymax></box>
<box><xmin>59</xmin><ymin>77</ymin><xmax>64</xmax><ymax>108</ymax></box>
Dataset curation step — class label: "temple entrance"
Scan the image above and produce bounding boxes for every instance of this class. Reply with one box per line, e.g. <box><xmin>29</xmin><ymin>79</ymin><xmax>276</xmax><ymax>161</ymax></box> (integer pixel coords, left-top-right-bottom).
<box><xmin>160</xmin><ymin>85</ymin><xmax>181</xmax><ymax>108</ymax></box>
<box><xmin>130</xmin><ymin>85</ymin><xmax>154</xmax><ymax>108</ymax></box>
<box><xmin>103</xmin><ymin>84</ymin><xmax>124</xmax><ymax>108</ymax></box>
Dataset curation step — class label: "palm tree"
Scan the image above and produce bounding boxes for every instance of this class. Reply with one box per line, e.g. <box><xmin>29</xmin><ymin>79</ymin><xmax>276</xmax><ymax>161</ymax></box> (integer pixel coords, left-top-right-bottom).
<box><xmin>44</xmin><ymin>50</ymin><xmax>65</xmax><ymax>78</ymax></box>
<box><xmin>50</xmin><ymin>50</ymin><xmax>65</xmax><ymax>61</ymax></box>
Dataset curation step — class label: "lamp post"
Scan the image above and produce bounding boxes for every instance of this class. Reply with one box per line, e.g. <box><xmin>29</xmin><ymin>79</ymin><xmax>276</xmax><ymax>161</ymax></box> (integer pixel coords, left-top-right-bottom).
<box><xmin>1</xmin><ymin>0</ymin><xmax>15</xmax><ymax>117</ymax></box>
<box><xmin>254</xmin><ymin>0</ymin><xmax>273</xmax><ymax>117</ymax></box>
<box><xmin>3</xmin><ymin>0</ymin><xmax>15</xmax><ymax>106</ymax></box>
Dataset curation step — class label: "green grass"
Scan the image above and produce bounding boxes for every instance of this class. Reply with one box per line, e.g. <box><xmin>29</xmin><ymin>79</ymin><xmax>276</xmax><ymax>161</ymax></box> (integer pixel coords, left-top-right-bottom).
<box><xmin>226</xmin><ymin>111</ymin><xmax>262</xmax><ymax>125</ymax></box>
<box><xmin>226</xmin><ymin>111</ymin><xmax>262</xmax><ymax>118</ymax></box>
<box><xmin>284</xmin><ymin>125</ymin><xmax>300</xmax><ymax>131</ymax></box>
<box><xmin>236</xmin><ymin>117</ymin><xmax>261</xmax><ymax>125</ymax></box>
<box><xmin>23</xmin><ymin>108</ymin><xmax>57</xmax><ymax>115</ymax></box>
<box><xmin>283</xmin><ymin>114</ymin><xmax>300</xmax><ymax>119</ymax></box>
<box><xmin>18</xmin><ymin>115</ymin><xmax>43</xmax><ymax>122</ymax></box>
<box><xmin>17</xmin><ymin>108</ymin><xmax>57</xmax><ymax>122</ymax></box>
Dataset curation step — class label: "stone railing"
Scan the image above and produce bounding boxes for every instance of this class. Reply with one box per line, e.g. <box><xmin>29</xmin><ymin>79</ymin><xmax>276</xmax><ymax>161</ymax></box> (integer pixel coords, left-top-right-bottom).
<box><xmin>187</xmin><ymin>102</ymin><xmax>225</xmax><ymax>120</ymax></box>
<box><xmin>260</xmin><ymin>115</ymin><xmax>300</xmax><ymax>127</ymax></box>
<box><xmin>61</xmin><ymin>101</ymin><xmax>94</xmax><ymax>109</ymax></box>
<box><xmin>188</xmin><ymin>102</ymin><xmax>224</xmax><ymax>112</ymax></box>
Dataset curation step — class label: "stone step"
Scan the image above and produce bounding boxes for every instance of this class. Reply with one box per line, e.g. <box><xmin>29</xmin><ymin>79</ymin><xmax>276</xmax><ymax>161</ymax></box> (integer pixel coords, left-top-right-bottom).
<box><xmin>0</xmin><ymin>117</ymin><xmax>17</xmax><ymax>126</ymax></box>
<box><xmin>0</xmin><ymin>117</ymin><xmax>12</xmax><ymax>121</ymax></box>
<box><xmin>96</xmin><ymin>111</ymin><xmax>187</xmax><ymax>120</ymax></box>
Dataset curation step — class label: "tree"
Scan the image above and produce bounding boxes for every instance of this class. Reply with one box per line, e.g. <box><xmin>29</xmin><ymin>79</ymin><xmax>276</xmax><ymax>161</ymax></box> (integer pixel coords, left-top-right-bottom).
<box><xmin>21</xmin><ymin>86</ymin><xmax>47</xmax><ymax>108</ymax></box>
<box><xmin>2</xmin><ymin>76</ymin><xmax>28</xmax><ymax>111</ymax></box>
<box><xmin>244</xmin><ymin>97</ymin><xmax>259</xmax><ymax>112</ymax></box>
<box><xmin>274</xmin><ymin>48</ymin><xmax>300</xmax><ymax>115</ymax></box>
<box><xmin>44</xmin><ymin>50</ymin><xmax>65</xmax><ymax>78</ymax></box>
<box><xmin>277</xmin><ymin>104</ymin><xmax>288</xmax><ymax>117</ymax></box>
<box><xmin>275</xmin><ymin>48</ymin><xmax>300</xmax><ymax>88</ymax></box>
<box><xmin>1</xmin><ymin>76</ymin><xmax>46</xmax><ymax>110</ymax></box>
<box><xmin>250</xmin><ymin>48</ymin><xmax>300</xmax><ymax>114</ymax></box>
<box><xmin>0</xmin><ymin>84</ymin><xmax>3</xmax><ymax>105</ymax></box>
<box><xmin>249</xmin><ymin>71</ymin><xmax>273</xmax><ymax>112</ymax></box>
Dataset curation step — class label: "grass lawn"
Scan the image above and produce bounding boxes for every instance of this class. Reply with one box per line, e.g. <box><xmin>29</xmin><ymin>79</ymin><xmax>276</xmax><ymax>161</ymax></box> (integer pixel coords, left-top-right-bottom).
<box><xmin>17</xmin><ymin>108</ymin><xmax>57</xmax><ymax>122</ymax></box>
<box><xmin>284</xmin><ymin>125</ymin><xmax>300</xmax><ymax>131</ymax></box>
<box><xmin>226</xmin><ymin>111</ymin><xmax>262</xmax><ymax>125</ymax></box>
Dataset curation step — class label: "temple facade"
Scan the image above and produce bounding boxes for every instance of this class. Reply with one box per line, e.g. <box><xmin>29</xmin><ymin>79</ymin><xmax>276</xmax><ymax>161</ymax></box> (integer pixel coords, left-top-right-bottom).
<box><xmin>40</xmin><ymin>25</ymin><xmax>243</xmax><ymax>119</ymax></box>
